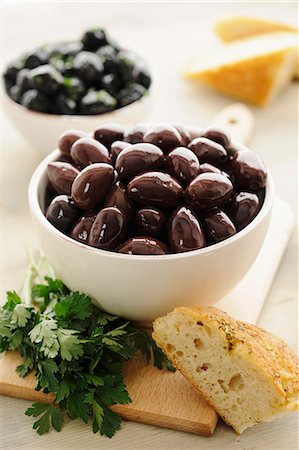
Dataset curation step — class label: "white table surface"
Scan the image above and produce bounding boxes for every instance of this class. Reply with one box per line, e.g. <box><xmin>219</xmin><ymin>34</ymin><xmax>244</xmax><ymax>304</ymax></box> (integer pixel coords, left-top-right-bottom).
<box><xmin>1</xmin><ymin>2</ymin><xmax>298</xmax><ymax>449</ymax></box>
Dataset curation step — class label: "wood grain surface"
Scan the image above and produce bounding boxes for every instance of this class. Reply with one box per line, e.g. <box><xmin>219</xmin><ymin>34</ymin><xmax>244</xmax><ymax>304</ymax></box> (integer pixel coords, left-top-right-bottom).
<box><xmin>0</xmin><ymin>351</ymin><xmax>218</xmax><ymax>437</ymax></box>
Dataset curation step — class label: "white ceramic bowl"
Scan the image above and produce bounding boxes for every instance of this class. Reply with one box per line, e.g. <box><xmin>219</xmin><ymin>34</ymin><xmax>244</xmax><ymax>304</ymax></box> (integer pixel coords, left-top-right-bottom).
<box><xmin>2</xmin><ymin>74</ymin><xmax>155</xmax><ymax>156</ymax></box>
<box><xmin>29</xmin><ymin>131</ymin><xmax>273</xmax><ymax>321</ymax></box>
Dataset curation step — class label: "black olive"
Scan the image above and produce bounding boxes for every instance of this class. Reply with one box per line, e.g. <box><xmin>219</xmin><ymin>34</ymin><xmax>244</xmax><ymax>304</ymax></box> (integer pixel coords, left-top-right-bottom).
<box><xmin>96</xmin><ymin>45</ymin><xmax>118</xmax><ymax>73</ymax></box>
<box><xmin>3</xmin><ymin>59</ymin><xmax>23</xmax><ymax>84</ymax></box>
<box><xmin>79</xmin><ymin>89</ymin><xmax>117</xmax><ymax>114</ymax></box>
<box><xmin>51</xmin><ymin>42</ymin><xmax>83</xmax><ymax>59</ymax></box>
<box><xmin>117</xmin><ymin>82</ymin><xmax>146</xmax><ymax>108</ymax></box>
<box><xmin>52</xmin><ymin>94</ymin><xmax>76</xmax><ymax>114</ymax></box>
<box><xmin>8</xmin><ymin>85</ymin><xmax>21</xmax><ymax>102</ymax></box>
<box><xmin>27</xmin><ymin>64</ymin><xmax>64</xmax><ymax>95</ymax></box>
<box><xmin>81</xmin><ymin>28</ymin><xmax>108</xmax><ymax>51</ymax></box>
<box><xmin>73</xmin><ymin>51</ymin><xmax>103</xmax><ymax>86</ymax></box>
<box><xmin>133</xmin><ymin>60</ymin><xmax>151</xmax><ymax>89</ymax></box>
<box><xmin>15</xmin><ymin>68</ymin><xmax>31</xmax><ymax>94</ymax></box>
<box><xmin>63</xmin><ymin>76</ymin><xmax>85</xmax><ymax>101</ymax></box>
<box><xmin>20</xmin><ymin>89</ymin><xmax>51</xmax><ymax>112</ymax></box>
<box><xmin>24</xmin><ymin>47</ymin><xmax>50</xmax><ymax>69</ymax></box>
<box><xmin>101</xmin><ymin>73</ymin><xmax>121</xmax><ymax>95</ymax></box>
<box><xmin>115</xmin><ymin>50</ymin><xmax>136</xmax><ymax>83</ymax></box>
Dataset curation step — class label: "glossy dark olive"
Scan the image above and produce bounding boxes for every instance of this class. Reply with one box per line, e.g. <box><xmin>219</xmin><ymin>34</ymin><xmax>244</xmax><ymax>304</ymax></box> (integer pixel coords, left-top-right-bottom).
<box><xmin>173</xmin><ymin>125</ymin><xmax>191</xmax><ymax>147</ymax></box>
<box><xmin>27</xmin><ymin>65</ymin><xmax>64</xmax><ymax>95</ymax></box>
<box><xmin>46</xmin><ymin>195</ymin><xmax>79</xmax><ymax>233</ymax></box>
<box><xmin>79</xmin><ymin>89</ymin><xmax>116</xmax><ymax>114</ymax></box>
<box><xmin>203</xmin><ymin>209</ymin><xmax>236</xmax><ymax>244</ymax></box>
<box><xmin>143</xmin><ymin>125</ymin><xmax>182</xmax><ymax>153</ymax></box>
<box><xmin>201</xmin><ymin>126</ymin><xmax>231</xmax><ymax>149</ymax></box>
<box><xmin>71</xmin><ymin>163</ymin><xmax>114</xmax><ymax>210</ymax></box>
<box><xmin>228</xmin><ymin>192</ymin><xmax>260</xmax><ymax>230</ymax></box>
<box><xmin>81</xmin><ymin>28</ymin><xmax>108</xmax><ymax>51</ymax></box>
<box><xmin>47</xmin><ymin>162</ymin><xmax>79</xmax><ymax>195</ymax></box>
<box><xmin>188</xmin><ymin>137</ymin><xmax>228</xmax><ymax>166</ymax></box>
<box><xmin>185</xmin><ymin>173</ymin><xmax>233</xmax><ymax>210</ymax></box>
<box><xmin>70</xmin><ymin>212</ymin><xmax>96</xmax><ymax>243</ymax></box>
<box><xmin>135</xmin><ymin>208</ymin><xmax>167</xmax><ymax>239</ymax></box>
<box><xmin>165</xmin><ymin>147</ymin><xmax>199</xmax><ymax>186</ymax></box>
<box><xmin>232</xmin><ymin>150</ymin><xmax>267</xmax><ymax>192</ymax></box>
<box><xmin>198</xmin><ymin>163</ymin><xmax>221</xmax><ymax>174</ymax></box>
<box><xmin>70</xmin><ymin>137</ymin><xmax>110</xmax><ymax>167</ymax></box>
<box><xmin>115</xmin><ymin>143</ymin><xmax>164</xmax><ymax>181</ymax></box>
<box><xmin>104</xmin><ymin>182</ymin><xmax>134</xmax><ymax>220</ymax></box>
<box><xmin>89</xmin><ymin>207</ymin><xmax>126</xmax><ymax>250</ymax></box>
<box><xmin>128</xmin><ymin>171</ymin><xmax>183</xmax><ymax>210</ymax></box>
<box><xmin>73</xmin><ymin>51</ymin><xmax>104</xmax><ymax>85</ymax></box>
<box><xmin>124</xmin><ymin>123</ymin><xmax>147</xmax><ymax>144</ymax></box>
<box><xmin>168</xmin><ymin>206</ymin><xmax>206</xmax><ymax>253</ymax></box>
<box><xmin>110</xmin><ymin>141</ymin><xmax>131</xmax><ymax>163</ymax></box>
<box><xmin>58</xmin><ymin>129</ymin><xmax>87</xmax><ymax>155</ymax></box>
<box><xmin>94</xmin><ymin>124</ymin><xmax>124</xmax><ymax>148</ymax></box>
<box><xmin>118</xmin><ymin>237</ymin><xmax>168</xmax><ymax>255</ymax></box>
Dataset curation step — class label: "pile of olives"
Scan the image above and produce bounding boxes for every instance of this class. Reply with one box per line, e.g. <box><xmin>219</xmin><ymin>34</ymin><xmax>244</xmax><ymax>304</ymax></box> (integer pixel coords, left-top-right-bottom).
<box><xmin>45</xmin><ymin>123</ymin><xmax>267</xmax><ymax>255</ymax></box>
<box><xmin>3</xmin><ymin>28</ymin><xmax>151</xmax><ymax>115</ymax></box>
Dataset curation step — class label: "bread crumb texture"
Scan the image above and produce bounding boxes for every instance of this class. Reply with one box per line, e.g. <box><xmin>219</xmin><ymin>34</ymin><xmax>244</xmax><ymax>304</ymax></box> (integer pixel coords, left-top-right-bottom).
<box><xmin>152</xmin><ymin>306</ymin><xmax>299</xmax><ymax>434</ymax></box>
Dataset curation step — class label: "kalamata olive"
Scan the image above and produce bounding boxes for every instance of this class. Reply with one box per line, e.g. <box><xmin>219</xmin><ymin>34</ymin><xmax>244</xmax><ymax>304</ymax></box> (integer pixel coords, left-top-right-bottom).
<box><xmin>110</xmin><ymin>141</ymin><xmax>131</xmax><ymax>163</ymax></box>
<box><xmin>203</xmin><ymin>209</ymin><xmax>236</xmax><ymax>244</ymax></box>
<box><xmin>46</xmin><ymin>195</ymin><xmax>79</xmax><ymax>233</ymax></box>
<box><xmin>47</xmin><ymin>162</ymin><xmax>79</xmax><ymax>195</ymax></box>
<box><xmin>128</xmin><ymin>171</ymin><xmax>183</xmax><ymax>210</ymax></box>
<box><xmin>52</xmin><ymin>94</ymin><xmax>76</xmax><ymax>114</ymax></box>
<box><xmin>143</xmin><ymin>125</ymin><xmax>182</xmax><ymax>153</ymax></box>
<box><xmin>124</xmin><ymin>123</ymin><xmax>147</xmax><ymax>144</ymax></box>
<box><xmin>201</xmin><ymin>126</ymin><xmax>231</xmax><ymax>149</ymax></box>
<box><xmin>70</xmin><ymin>212</ymin><xmax>96</xmax><ymax>243</ymax></box>
<box><xmin>188</xmin><ymin>137</ymin><xmax>228</xmax><ymax>166</ymax></box>
<box><xmin>135</xmin><ymin>208</ymin><xmax>167</xmax><ymax>239</ymax></box>
<box><xmin>94</xmin><ymin>124</ymin><xmax>124</xmax><ymax>148</ymax></box>
<box><xmin>104</xmin><ymin>182</ymin><xmax>134</xmax><ymax>220</ymax></box>
<box><xmin>168</xmin><ymin>206</ymin><xmax>206</xmax><ymax>253</ymax></box>
<box><xmin>173</xmin><ymin>125</ymin><xmax>191</xmax><ymax>147</ymax></box>
<box><xmin>70</xmin><ymin>137</ymin><xmax>110</xmax><ymax>167</ymax></box>
<box><xmin>118</xmin><ymin>237</ymin><xmax>168</xmax><ymax>255</ymax></box>
<box><xmin>198</xmin><ymin>163</ymin><xmax>221</xmax><ymax>174</ymax></box>
<box><xmin>58</xmin><ymin>129</ymin><xmax>87</xmax><ymax>155</ymax></box>
<box><xmin>89</xmin><ymin>207</ymin><xmax>126</xmax><ymax>250</ymax></box>
<box><xmin>115</xmin><ymin>143</ymin><xmax>164</xmax><ymax>181</ymax></box>
<box><xmin>71</xmin><ymin>163</ymin><xmax>114</xmax><ymax>210</ymax></box>
<box><xmin>228</xmin><ymin>192</ymin><xmax>260</xmax><ymax>230</ymax></box>
<box><xmin>79</xmin><ymin>89</ymin><xmax>117</xmax><ymax>114</ymax></box>
<box><xmin>185</xmin><ymin>173</ymin><xmax>233</xmax><ymax>210</ymax></box>
<box><xmin>165</xmin><ymin>147</ymin><xmax>199</xmax><ymax>186</ymax></box>
<box><xmin>232</xmin><ymin>150</ymin><xmax>267</xmax><ymax>192</ymax></box>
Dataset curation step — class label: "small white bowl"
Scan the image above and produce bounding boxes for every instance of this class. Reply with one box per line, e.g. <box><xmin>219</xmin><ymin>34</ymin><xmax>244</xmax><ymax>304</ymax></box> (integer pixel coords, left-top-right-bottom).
<box><xmin>2</xmin><ymin>74</ymin><xmax>156</xmax><ymax>156</ymax></box>
<box><xmin>28</xmin><ymin>130</ymin><xmax>274</xmax><ymax>321</ymax></box>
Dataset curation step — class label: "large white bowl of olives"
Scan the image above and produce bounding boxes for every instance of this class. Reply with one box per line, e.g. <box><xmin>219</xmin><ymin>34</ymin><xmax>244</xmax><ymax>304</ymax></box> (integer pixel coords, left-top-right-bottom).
<box><xmin>2</xmin><ymin>27</ymin><xmax>155</xmax><ymax>154</ymax></box>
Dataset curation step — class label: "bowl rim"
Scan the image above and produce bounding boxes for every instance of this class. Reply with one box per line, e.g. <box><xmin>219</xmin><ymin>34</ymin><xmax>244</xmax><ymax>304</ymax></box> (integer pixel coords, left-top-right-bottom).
<box><xmin>1</xmin><ymin>57</ymin><xmax>157</xmax><ymax>121</ymax></box>
<box><xmin>28</xmin><ymin>128</ymin><xmax>274</xmax><ymax>261</ymax></box>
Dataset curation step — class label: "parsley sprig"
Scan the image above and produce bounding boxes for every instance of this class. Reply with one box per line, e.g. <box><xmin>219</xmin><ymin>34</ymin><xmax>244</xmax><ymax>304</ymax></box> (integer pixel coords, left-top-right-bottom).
<box><xmin>0</xmin><ymin>265</ymin><xmax>174</xmax><ymax>438</ymax></box>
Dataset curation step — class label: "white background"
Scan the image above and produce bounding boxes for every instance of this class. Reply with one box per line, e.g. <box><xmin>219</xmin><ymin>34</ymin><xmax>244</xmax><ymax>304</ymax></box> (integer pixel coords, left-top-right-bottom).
<box><xmin>1</xmin><ymin>2</ymin><xmax>298</xmax><ymax>449</ymax></box>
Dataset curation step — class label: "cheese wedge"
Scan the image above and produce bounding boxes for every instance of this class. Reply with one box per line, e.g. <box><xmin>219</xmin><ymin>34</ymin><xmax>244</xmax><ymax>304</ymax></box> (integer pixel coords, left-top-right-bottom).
<box><xmin>215</xmin><ymin>16</ymin><xmax>297</xmax><ymax>42</ymax></box>
<box><xmin>185</xmin><ymin>32</ymin><xmax>298</xmax><ymax>106</ymax></box>
<box><xmin>153</xmin><ymin>306</ymin><xmax>299</xmax><ymax>434</ymax></box>
<box><xmin>214</xmin><ymin>17</ymin><xmax>299</xmax><ymax>78</ymax></box>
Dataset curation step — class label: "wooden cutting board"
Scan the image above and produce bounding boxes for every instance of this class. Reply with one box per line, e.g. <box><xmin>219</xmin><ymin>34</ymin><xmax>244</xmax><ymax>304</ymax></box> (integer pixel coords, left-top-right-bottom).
<box><xmin>0</xmin><ymin>197</ymin><xmax>294</xmax><ymax>437</ymax></box>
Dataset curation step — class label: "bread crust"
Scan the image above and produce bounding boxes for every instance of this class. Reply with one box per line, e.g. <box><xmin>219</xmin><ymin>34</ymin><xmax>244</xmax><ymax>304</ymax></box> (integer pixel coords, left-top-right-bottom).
<box><xmin>153</xmin><ymin>306</ymin><xmax>299</xmax><ymax>433</ymax></box>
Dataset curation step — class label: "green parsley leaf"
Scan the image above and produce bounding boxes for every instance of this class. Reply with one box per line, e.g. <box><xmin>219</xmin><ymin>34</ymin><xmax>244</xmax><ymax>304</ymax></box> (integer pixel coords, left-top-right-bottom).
<box><xmin>25</xmin><ymin>402</ymin><xmax>63</xmax><ymax>434</ymax></box>
<box><xmin>11</xmin><ymin>304</ymin><xmax>32</xmax><ymax>327</ymax></box>
<box><xmin>56</xmin><ymin>328</ymin><xmax>83</xmax><ymax>361</ymax></box>
<box><xmin>4</xmin><ymin>291</ymin><xmax>21</xmax><ymax>311</ymax></box>
<box><xmin>16</xmin><ymin>356</ymin><xmax>34</xmax><ymax>377</ymax></box>
<box><xmin>67</xmin><ymin>391</ymin><xmax>90</xmax><ymax>423</ymax></box>
<box><xmin>37</xmin><ymin>359</ymin><xmax>59</xmax><ymax>392</ymax></box>
<box><xmin>29</xmin><ymin>318</ymin><xmax>59</xmax><ymax>358</ymax></box>
<box><xmin>54</xmin><ymin>292</ymin><xmax>93</xmax><ymax>322</ymax></box>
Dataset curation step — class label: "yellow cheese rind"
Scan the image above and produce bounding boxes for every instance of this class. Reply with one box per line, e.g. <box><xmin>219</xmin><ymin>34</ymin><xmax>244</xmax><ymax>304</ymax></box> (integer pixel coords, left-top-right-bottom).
<box><xmin>186</xmin><ymin>49</ymin><xmax>294</xmax><ymax>106</ymax></box>
<box><xmin>215</xmin><ymin>16</ymin><xmax>298</xmax><ymax>43</ymax></box>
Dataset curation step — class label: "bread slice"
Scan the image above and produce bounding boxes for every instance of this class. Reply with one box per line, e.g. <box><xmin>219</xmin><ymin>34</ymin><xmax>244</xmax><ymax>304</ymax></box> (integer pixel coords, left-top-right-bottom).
<box><xmin>152</xmin><ymin>306</ymin><xmax>299</xmax><ymax>434</ymax></box>
<box><xmin>214</xmin><ymin>16</ymin><xmax>298</xmax><ymax>43</ymax></box>
<box><xmin>185</xmin><ymin>32</ymin><xmax>298</xmax><ymax>106</ymax></box>
<box><xmin>214</xmin><ymin>17</ymin><xmax>299</xmax><ymax>79</ymax></box>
